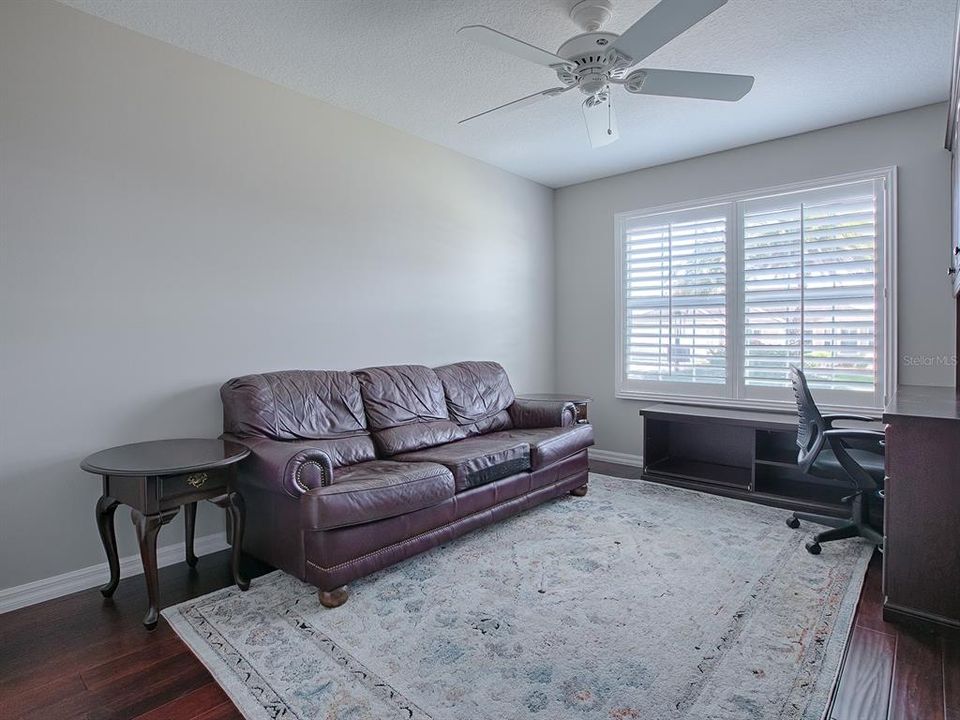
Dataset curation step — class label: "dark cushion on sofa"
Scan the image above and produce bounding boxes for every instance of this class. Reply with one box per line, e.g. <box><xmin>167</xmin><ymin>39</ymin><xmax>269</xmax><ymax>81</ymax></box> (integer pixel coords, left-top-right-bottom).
<box><xmin>354</xmin><ymin>365</ymin><xmax>466</xmax><ymax>455</ymax></box>
<box><xmin>394</xmin><ymin>436</ymin><xmax>531</xmax><ymax>492</ymax></box>
<box><xmin>300</xmin><ymin>460</ymin><xmax>454</xmax><ymax>531</ymax></box>
<box><xmin>220</xmin><ymin>370</ymin><xmax>376</xmax><ymax>467</ymax></box>
<box><xmin>484</xmin><ymin>424</ymin><xmax>595</xmax><ymax>471</ymax></box>
<box><xmin>434</xmin><ymin>361</ymin><xmax>515</xmax><ymax>436</ymax></box>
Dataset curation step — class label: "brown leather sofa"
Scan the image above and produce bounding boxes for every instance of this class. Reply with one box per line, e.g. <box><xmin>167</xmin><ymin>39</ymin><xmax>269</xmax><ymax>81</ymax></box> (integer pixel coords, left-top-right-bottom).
<box><xmin>220</xmin><ymin>361</ymin><xmax>594</xmax><ymax>607</ymax></box>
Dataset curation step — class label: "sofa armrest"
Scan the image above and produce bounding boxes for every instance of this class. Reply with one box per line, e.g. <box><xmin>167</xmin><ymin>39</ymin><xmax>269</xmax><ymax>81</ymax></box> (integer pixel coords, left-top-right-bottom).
<box><xmin>224</xmin><ymin>434</ymin><xmax>334</xmax><ymax>499</ymax></box>
<box><xmin>508</xmin><ymin>399</ymin><xmax>577</xmax><ymax>429</ymax></box>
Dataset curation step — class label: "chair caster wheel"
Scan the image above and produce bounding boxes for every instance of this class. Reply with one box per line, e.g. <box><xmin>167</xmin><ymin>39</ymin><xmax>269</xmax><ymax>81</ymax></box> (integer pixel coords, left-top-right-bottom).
<box><xmin>805</xmin><ymin>541</ymin><xmax>821</xmax><ymax>555</ymax></box>
<box><xmin>786</xmin><ymin>516</ymin><xmax>800</xmax><ymax>529</ymax></box>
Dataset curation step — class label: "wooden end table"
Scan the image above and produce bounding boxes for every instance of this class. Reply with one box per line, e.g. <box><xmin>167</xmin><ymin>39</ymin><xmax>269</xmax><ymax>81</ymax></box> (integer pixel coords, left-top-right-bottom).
<box><xmin>81</xmin><ymin>438</ymin><xmax>251</xmax><ymax>629</ymax></box>
<box><xmin>516</xmin><ymin>393</ymin><xmax>592</xmax><ymax>424</ymax></box>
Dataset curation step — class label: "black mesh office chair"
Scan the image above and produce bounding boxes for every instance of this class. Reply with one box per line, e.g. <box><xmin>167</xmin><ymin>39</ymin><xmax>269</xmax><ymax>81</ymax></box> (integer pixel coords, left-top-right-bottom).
<box><xmin>785</xmin><ymin>366</ymin><xmax>885</xmax><ymax>554</ymax></box>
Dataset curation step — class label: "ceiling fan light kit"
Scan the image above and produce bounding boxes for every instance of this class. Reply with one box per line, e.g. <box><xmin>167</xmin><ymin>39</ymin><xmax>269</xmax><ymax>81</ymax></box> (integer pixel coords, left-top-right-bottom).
<box><xmin>457</xmin><ymin>0</ymin><xmax>755</xmax><ymax>148</ymax></box>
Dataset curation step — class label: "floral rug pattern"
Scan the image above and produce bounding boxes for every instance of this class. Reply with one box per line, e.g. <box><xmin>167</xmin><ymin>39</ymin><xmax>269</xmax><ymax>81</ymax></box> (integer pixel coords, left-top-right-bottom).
<box><xmin>163</xmin><ymin>474</ymin><xmax>871</xmax><ymax>720</ymax></box>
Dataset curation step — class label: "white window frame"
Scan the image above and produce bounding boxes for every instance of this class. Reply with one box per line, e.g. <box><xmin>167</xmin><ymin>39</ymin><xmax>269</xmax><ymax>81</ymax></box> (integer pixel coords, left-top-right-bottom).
<box><xmin>615</xmin><ymin>167</ymin><xmax>898</xmax><ymax>413</ymax></box>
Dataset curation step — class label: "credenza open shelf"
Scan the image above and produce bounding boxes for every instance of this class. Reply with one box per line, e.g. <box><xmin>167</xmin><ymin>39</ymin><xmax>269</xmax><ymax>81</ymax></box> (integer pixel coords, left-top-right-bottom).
<box><xmin>639</xmin><ymin>403</ymin><xmax>849</xmax><ymax>517</ymax></box>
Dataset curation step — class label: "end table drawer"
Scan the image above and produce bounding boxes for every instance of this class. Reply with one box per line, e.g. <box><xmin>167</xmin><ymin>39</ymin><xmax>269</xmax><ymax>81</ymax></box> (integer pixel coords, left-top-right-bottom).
<box><xmin>161</xmin><ymin>470</ymin><xmax>227</xmax><ymax>500</ymax></box>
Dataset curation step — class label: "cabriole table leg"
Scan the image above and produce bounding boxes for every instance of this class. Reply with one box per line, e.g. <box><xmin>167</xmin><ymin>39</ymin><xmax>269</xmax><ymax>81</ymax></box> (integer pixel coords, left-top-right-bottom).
<box><xmin>131</xmin><ymin>508</ymin><xmax>178</xmax><ymax>629</ymax></box>
<box><xmin>95</xmin><ymin>494</ymin><xmax>121</xmax><ymax>597</ymax></box>
<box><xmin>211</xmin><ymin>491</ymin><xmax>249</xmax><ymax>591</ymax></box>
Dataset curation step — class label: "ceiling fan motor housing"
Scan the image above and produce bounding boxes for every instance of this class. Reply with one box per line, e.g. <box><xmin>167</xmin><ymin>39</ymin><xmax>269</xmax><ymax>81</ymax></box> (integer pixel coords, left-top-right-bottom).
<box><xmin>555</xmin><ymin>32</ymin><xmax>631</xmax><ymax>95</ymax></box>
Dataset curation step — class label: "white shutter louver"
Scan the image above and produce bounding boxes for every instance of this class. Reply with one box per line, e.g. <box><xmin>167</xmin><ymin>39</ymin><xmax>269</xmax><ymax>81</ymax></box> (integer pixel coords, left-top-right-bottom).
<box><xmin>622</xmin><ymin>207</ymin><xmax>727</xmax><ymax>388</ymax></box>
<box><xmin>742</xmin><ymin>180</ymin><xmax>880</xmax><ymax>399</ymax></box>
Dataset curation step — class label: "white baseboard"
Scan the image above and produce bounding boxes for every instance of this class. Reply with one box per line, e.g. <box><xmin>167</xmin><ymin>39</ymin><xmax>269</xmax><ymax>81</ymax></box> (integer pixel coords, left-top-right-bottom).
<box><xmin>588</xmin><ymin>448</ymin><xmax>645</xmax><ymax>468</ymax></box>
<box><xmin>0</xmin><ymin>532</ymin><xmax>229</xmax><ymax>614</ymax></box>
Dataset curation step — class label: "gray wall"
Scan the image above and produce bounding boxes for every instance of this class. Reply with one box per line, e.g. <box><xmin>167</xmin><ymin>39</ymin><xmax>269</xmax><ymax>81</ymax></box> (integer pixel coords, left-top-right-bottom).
<box><xmin>556</xmin><ymin>104</ymin><xmax>954</xmax><ymax>457</ymax></box>
<box><xmin>0</xmin><ymin>1</ymin><xmax>555</xmax><ymax>590</ymax></box>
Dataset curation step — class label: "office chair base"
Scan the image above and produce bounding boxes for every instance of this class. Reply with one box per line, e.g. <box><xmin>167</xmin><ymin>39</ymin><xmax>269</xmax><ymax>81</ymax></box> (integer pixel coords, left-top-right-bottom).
<box><xmin>789</xmin><ymin>508</ymin><xmax>883</xmax><ymax>554</ymax></box>
<box><xmin>787</xmin><ymin>512</ymin><xmax>851</xmax><ymax>530</ymax></box>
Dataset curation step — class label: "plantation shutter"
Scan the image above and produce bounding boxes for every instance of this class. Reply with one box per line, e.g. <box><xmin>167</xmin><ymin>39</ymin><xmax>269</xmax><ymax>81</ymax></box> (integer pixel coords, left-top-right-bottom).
<box><xmin>621</xmin><ymin>205</ymin><xmax>728</xmax><ymax>394</ymax></box>
<box><xmin>617</xmin><ymin>170</ymin><xmax>889</xmax><ymax>409</ymax></box>
<box><xmin>740</xmin><ymin>179</ymin><xmax>882</xmax><ymax>404</ymax></box>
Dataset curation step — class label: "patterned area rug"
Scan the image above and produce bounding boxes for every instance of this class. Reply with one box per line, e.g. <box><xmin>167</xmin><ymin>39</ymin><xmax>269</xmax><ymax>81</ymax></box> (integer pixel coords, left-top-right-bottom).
<box><xmin>163</xmin><ymin>474</ymin><xmax>872</xmax><ymax>720</ymax></box>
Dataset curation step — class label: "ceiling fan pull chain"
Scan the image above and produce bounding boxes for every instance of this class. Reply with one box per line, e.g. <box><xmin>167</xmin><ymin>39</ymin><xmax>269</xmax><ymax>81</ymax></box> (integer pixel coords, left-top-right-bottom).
<box><xmin>607</xmin><ymin>93</ymin><xmax>612</xmax><ymax>136</ymax></box>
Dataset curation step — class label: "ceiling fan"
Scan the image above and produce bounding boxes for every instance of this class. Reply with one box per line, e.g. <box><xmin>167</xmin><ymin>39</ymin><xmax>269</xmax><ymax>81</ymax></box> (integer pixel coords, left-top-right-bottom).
<box><xmin>457</xmin><ymin>0</ymin><xmax>754</xmax><ymax>148</ymax></box>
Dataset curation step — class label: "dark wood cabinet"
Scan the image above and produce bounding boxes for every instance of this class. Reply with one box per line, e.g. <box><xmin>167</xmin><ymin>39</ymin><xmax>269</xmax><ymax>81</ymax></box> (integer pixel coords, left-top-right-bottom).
<box><xmin>882</xmin><ymin>385</ymin><xmax>960</xmax><ymax>633</ymax></box>
<box><xmin>639</xmin><ymin>404</ymin><xmax>850</xmax><ymax>517</ymax></box>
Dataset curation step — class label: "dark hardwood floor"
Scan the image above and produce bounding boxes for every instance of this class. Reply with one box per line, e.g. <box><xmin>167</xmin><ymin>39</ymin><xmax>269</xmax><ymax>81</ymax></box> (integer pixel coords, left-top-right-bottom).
<box><xmin>828</xmin><ymin>550</ymin><xmax>960</xmax><ymax>720</ymax></box>
<box><xmin>0</xmin><ymin>551</ymin><xmax>272</xmax><ymax>720</ymax></box>
<box><xmin>1</xmin><ymin>468</ymin><xmax>956</xmax><ymax>719</ymax></box>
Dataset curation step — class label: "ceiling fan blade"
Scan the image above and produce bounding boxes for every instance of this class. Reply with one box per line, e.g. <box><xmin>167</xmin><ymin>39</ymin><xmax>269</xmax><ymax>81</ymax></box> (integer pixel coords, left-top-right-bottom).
<box><xmin>582</xmin><ymin>95</ymin><xmax>619</xmax><ymax>148</ymax></box>
<box><xmin>459</xmin><ymin>86</ymin><xmax>570</xmax><ymax>125</ymax></box>
<box><xmin>458</xmin><ymin>25</ymin><xmax>571</xmax><ymax>69</ymax></box>
<box><xmin>633</xmin><ymin>68</ymin><xmax>754</xmax><ymax>100</ymax></box>
<box><xmin>612</xmin><ymin>0</ymin><xmax>727</xmax><ymax>64</ymax></box>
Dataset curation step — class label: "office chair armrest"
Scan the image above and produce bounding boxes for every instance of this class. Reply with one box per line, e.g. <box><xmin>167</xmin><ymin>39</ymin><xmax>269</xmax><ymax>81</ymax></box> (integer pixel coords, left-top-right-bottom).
<box><xmin>822</xmin><ymin>429</ymin><xmax>884</xmax><ymax>489</ymax></box>
<box><xmin>822</xmin><ymin>413</ymin><xmax>881</xmax><ymax>426</ymax></box>
<box><xmin>823</xmin><ymin>428</ymin><xmax>886</xmax><ymax>454</ymax></box>
<box><xmin>822</xmin><ymin>428</ymin><xmax>885</xmax><ymax>443</ymax></box>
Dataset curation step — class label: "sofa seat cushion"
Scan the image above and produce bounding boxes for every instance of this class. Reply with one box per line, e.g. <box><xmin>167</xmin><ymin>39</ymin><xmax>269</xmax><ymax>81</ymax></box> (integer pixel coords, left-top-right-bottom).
<box><xmin>300</xmin><ymin>460</ymin><xmax>454</xmax><ymax>531</ymax></box>
<box><xmin>484</xmin><ymin>424</ymin><xmax>594</xmax><ymax>471</ymax></box>
<box><xmin>394</xmin><ymin>436</ymin><xmax>532</xmax><ymax>492</ymax></box>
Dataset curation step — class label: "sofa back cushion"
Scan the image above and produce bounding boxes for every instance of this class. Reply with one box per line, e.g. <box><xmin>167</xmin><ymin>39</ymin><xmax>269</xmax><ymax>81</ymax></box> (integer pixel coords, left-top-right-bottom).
<box><xmin>220</xmin><ymin>370</ymin><xmax>376</xmax><ymax>467</ymax></box>
<box><xmin>434</xmin><ymin>361</ymin><xmax>515</xmax><ymax>437</ymax></box>
<box><xmin>354</xmin><ymin>365</ymin><xmax>466</xmax><ymax>455</ymax></box>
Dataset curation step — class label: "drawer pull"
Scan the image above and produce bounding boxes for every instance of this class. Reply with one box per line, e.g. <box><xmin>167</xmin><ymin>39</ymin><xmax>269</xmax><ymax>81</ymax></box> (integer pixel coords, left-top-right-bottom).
<box><xmin>186</xmin><ymin>472</ymin><xmax>207</xmax><ymax>488</ymax></box>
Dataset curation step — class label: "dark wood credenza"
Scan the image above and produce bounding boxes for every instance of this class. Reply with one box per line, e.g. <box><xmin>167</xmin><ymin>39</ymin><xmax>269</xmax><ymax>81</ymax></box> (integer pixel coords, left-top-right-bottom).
<box><xmin>638</xmin><ymin>404</ymin><xmax>852</xmax><ymax>518</ymax></box>
<box><xmin>882</xmin><ymin>385</ymin><xmax>960</xmax><ymax>633</ymax></box>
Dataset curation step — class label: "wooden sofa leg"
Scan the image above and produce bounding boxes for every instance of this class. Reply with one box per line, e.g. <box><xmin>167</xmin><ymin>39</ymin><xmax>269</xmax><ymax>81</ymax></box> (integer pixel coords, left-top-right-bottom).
<box><xmin>570</xmin><ymin>484</ymin><xmax>588</xmax><ymax>497</ymax></box>
<box><xmin>319</xmin><ymin>586</ymin><xmax>349</xmax><ymax>608</ymax></box>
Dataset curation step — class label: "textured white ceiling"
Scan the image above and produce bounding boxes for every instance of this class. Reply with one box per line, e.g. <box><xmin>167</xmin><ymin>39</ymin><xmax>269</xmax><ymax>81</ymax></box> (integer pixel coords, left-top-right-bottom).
<box><xmin>60</xmin><ymin>0</ymin><xmax>956</xmax><ymax>188</ymax></box>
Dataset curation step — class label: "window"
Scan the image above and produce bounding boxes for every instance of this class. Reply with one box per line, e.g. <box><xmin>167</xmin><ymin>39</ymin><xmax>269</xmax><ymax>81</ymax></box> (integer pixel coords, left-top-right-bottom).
<box><xmin>620</xmin><ymin>205</ymin><xmax>730</xmax><ymax>397</ymax></box>
<box><xmin>616</xmin><ymin>168</ymin><xmax>895</xmax><ymax>411</ymax></box>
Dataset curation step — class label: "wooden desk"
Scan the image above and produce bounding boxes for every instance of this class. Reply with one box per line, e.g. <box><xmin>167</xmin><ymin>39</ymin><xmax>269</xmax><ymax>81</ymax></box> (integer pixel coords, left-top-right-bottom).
<box><xmin>883</xmin><ymin>385</ymin><xmax>960</xmax><ymax>632</ymax></box>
